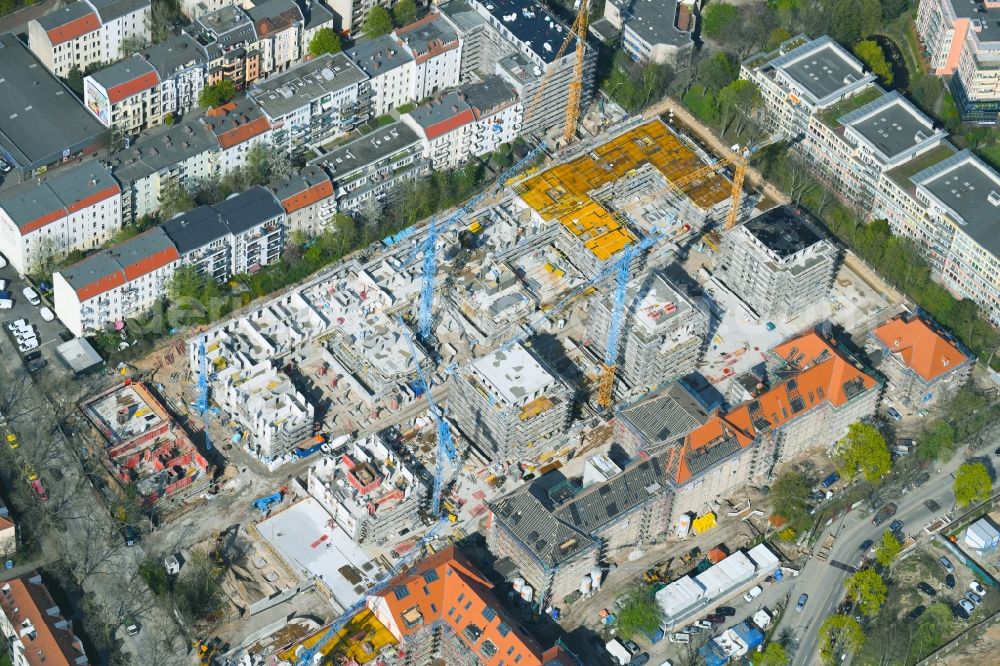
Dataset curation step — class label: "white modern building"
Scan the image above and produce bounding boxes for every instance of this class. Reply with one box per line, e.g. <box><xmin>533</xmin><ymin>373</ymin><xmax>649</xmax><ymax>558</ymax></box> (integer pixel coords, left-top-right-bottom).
<box><xmin>392</xmin><ymin>12</ymin><xmax>463</xmax><ymax>101</ymax></box>
<box><xmin>204</xmin><ymin>98</ymin><xmax>275</xmax><ymax>175</ymax></box>
<box><xmin>600</xmin><ymin>0</ymin><xmax>697</xmax><ymax>66</ymax></box>
<box><xmin>346</xmin><ymin>34</ymin><xmax>415</xmax><ymax>117</ymax></box>
<box><xmin>138</xmin><ymin>32</ymin><xmax>210</xmax><ymax>121</ymax></box>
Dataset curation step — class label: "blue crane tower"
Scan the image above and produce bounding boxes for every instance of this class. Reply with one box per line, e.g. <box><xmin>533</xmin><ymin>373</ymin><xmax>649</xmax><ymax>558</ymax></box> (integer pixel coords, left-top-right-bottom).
<box><xmin>194</xmin><ymin>335</ymin><xmax>213</xmax><ymax>450</ymax></box>
<box><xmin>397</xmin><ymin>317</ymin><xmax>457</xmax><ymax>517</ymax></box>
<box><xmin>294</xmin><ymin>519</ymin><xmax>445</xmax><ymax>666</ymax></box>
<box><xmin>406</xmin><ymin>144</ymin><xmax>546</xmax><ymax>342</ymax></box>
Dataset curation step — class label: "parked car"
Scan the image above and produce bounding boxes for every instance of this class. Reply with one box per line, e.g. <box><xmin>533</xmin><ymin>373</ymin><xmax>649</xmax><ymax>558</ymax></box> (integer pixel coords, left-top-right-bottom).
<box><xmin>705</xmin><ymin>614</ymin><xmax>725</xmax><ymax>625</ymax></box>
<box><xmin>622</xmin><ymin>639</ymin><xmax>640</xmax><ymax>655</ymax></box>
<box><xmin>27</xmin><ymin>359</ymin><xmax>47</xmax><ymax>373</ymax></box>
<box><xmin>889</xmin><ymin>520</ymin><xmax>904</xmax><ymax>533</ymax></box>
<box><xmin>22</xmin><ymin>287</ymin><xmax>40</xmax><ymax>306</ymax></box>
<box><xmin>946</xmin><ymin>574</ymin><xmax>956</xmax><ymax>589</ymax></box>
<box><xmin>17</xmin><ymin>339</ymin><xmax>38</xmax><ymax>353</ymax></box>
<box><xmin>859</xmin><ymin>539</ymin><xmax>874</xmax><ymax>552</ymax></box>
<box><xmin>125</xmin><ymin>620</ymin><xmax>141</xmax><ymax>636</ymax></box>
<box><xmin>821</xmin><ymin>472</ymin><xmax>840</xmax><ymax>488</ymax></box>
<box><xmin>909</xmin><ymin>605</ymin><xmax>926</xmax><ymax>621</ymax></box>
<box><xmin>887</xmin><ymin>407</ymin><xmax>903</xmax><ymax>421</ymax></box>
<box><xmin>970</xmin><ymin>581</ymin><xmax>987</xmax><ymax>596</ymax></box>
<box><xmin>39</xmin><ymin>306</ymin><xmax>55</xmax><ymax>322</ymax></box>
<box><xmin>872</xmin><ymin>502</ymin><xmax>898</xmax><ymax>526</ymax></box>
<box><xmin>917</xmin><ymin>582</ymin><xmax>937</xmax><ymax>596</ymax></box>
<box><xmin>629</xmin><ymin>654</ymin><xmax>649</xmax><ymax>666</ymax></box>
<box><xmin>668</xmin><ymin>633</ymin><xmax>690</xmax><ymax>644</ymax></box>
<box><xmin>30</xmin><ymin>479</ymin><xmax>48</xmax><ymax>501</ymax></box>
<box><xmin>914</xmin><ymin>472</ymin><xmax>931</xmax><ymax>487</ymax></box>
<box><xmin>796</xmin><ymin>594</ymin><xmax>809</xmax><ymax>613</ymax></box>
<box><xmin>695</xmin><ymin>620</ymin><xmax>713</xmax><ymax>629</ymax></box>
<box><xmin>715</xmin><ymin>606</ymin><xmax>736</xmax><ymax>617</ymax></box>
<box><xmin>743</xmin><ymin>585</ymin><xmax>763</xmax><ymax>603</ymax></box>
<box><xmin>966</xmin><ymin>592</ymin><xmax>982</xmax><ymax>607</ymax></box>
<box><xmin>939</xmin><ymin>556</ymin><xmax>955</xmax><ymax>573</ymax></box>
<box><xmin>0</xmin><ymin>254</ymin><xmax>6</xmax><ymax>268</ymax></box>
<box><xmin>681</xmin><ymin>625</ymin><xmax>703</xmax><ymax>634</ymax></box>
<box><xmin>956</xmin><ymin>600</ymin><xmax>973</xmax><ymax>619</ymax></box>
<box><xmin>0</xmin><ymin>159</ymin><xmax>10</xmax><ymax>174</ymax></box>
<box><xmin>22</xmin><ymin>350</ymin><xmax>41</xmax><ymax>362</ymax></box>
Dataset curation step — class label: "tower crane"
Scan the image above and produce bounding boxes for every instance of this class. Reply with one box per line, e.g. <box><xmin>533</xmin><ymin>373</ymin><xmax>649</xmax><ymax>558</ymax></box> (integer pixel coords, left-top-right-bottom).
<box><xmin>397</xmin><ymin>317</ymin><xmax>457</xmax><ymax>518</ymax></box>
<box><xmin>563</xmin><ymin>0</ymin><xmax>590</xmax><ymax>143</ymax></box>
<box><xmin>294</xmin><ymin>519</ymin><xmax>445</xmax><ymax>666</ymax></box>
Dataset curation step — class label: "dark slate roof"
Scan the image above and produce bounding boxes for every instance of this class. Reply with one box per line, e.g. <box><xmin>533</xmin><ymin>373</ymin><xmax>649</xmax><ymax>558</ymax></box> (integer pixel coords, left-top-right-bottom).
<box><xmin>89</xmin><ymin>55</ymin><xmax>157</xmax><ymax>89</ymax></box>
<box><xmin>0</xmin><ymin>163</ymin><xmax>117</xmax><ymax>229</ymax></box>
<box><xmin>59</xmin><ymin>250</ymin><xmax>123</xmax><ymax>292</ymax></box>
<box><xmin>85</xmin><ymin>0</ymin><xmax>149</xmax><ymax>22</ymax></box>
<box><xmin>139</xmin><ymin>32</ymin><xmax>208</xmax><ymax>77</ymax></box>
<box><xmin>553</xmin><ymin>456</ymin><xmax>667</xmax><ymax>532</ymax></box>
<box><xmin>302</xmin><ymin>0</ymin><xmax>335</xmax><ymax>30</ymax></box>
<box><xmin>37</xmin><ymin>1</ymin><xmax>94</xmax><ymax>29</ymax></box>
<box><xmin>617</xmin><ymin>382</ymin><xmax>710</xmax><ymax>446</ymax></box>
<box><xmin>683</xmin><ymin>436</ymin><xmax>743</xmax><ymax>478</ymax></box>
<box><xmin>489</xmin><ymin>490</ymin><xmax>595</xmax><ymax>569</ymax></box>
<box><xmin>195</xmin><ymin>4</ymin><xmax>257</xmax><ymax>46</ymax></box>
<box><xmin>438</xmin><ymin>0</ymin><xmax>486</xmax><ymax>32</ymax></box>
<box><xmin>469</xmin><ymin>0</ymin><xmax>573</xmax><ymax>64</ymax></box>
<box><xmin>0</xmin><ymin>34</ymin><xmax>105</xmax><ymax>169</ymax></box>
<box><xmin>462</xmin><ymin>75</ymin><xmax>518</xmax><ymax>117</ymax></box>
<box><xmin>744</xmin><ymin>206</ymin><xmax>824</xmax><ymax>259</ymax></box>
<box><xmin>213</xmin><ymin>185</ymin><xmax>283</xmax><ymax>234</ymax></box>
<box><xmin>111</xmin><ymin>115</ymin><xmax>219</xmax><ymax>184</ymax></box>
<box><xmin>161</xmin><ymin>206</ymin><xmax>229</xmax><ymax>254</ymax></box>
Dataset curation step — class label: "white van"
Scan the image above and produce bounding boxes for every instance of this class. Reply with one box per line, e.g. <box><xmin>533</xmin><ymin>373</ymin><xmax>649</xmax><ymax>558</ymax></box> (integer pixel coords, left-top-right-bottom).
<box><xmin>0</xmin><ymin>299</ymin><xmax>11</xmax><ymax>310</ymax></box>
<box><xmin>22</xmin><ymin>287</ymin><xmax>40</xmax><ymax>306</ymax></box>
<box><xmin>744</xmin><ymin>585</ymin><xmax>763</xmax><ymax>603</ymax></box>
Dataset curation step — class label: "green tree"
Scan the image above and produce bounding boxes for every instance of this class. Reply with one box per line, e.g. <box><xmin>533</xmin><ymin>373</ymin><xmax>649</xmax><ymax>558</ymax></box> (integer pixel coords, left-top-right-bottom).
<box><xmin>167</xmin><ymin>265</ymin><xmax>204</xmax><ymax>302</ymax></box>
<box><xmin>954</xmin><ymin>463</ymin><xmax>992</xmax><ymax>507</ymax></box>
<box><xmin>853</xmin><ymin>40</ymin><xmax>893</xmax><ymax>85</ymax></box>
<box><xmin>717</xmin><ymin>79</ymin><xmax>762</xmax><ymax>135</ymax></box>
<box><xmin>698</xmin><ymin>51</ymin><xmax>738</xmax><ymax>92</ymax></box>
<box><xmin>838</xmin><ymin>423</ymin><xmax>891</xmax><ymax>483</ymax></box>
<box><xmin>682</xmin><ymin>84</ymin><xmax>718</xmax><ymax>126</ymax></box>
<box><xmin>755</xmin><ymin>643</ymin><xmax>789</xmax><ymax>666</ymax></box>
<box><xmin>917</xmin><ymin>420</ymin><xmax>955</xmax><ymax>461</ymax></box>
<box><xmin>308</xmin><ymin>27</ymin><xmax>342</xmax><ymax>56</ymax></box>
<box><xmin>363</xmin><ymin>5</ymin><xmax>393</xmax><ymax>37</ymax></box>
<box><xmin>701</xmin><ymin>2</ymin><xmax>740</xmax><ymax>41</ymax></box>
<box><xmin>818</xmin><ymin>614</ymin><xmax>864</xmax><ymax>664</ymax></box>
<box><xmin>873</xmin><ymin>530</ymin><xmax>902</xmax><ymax>568</ymax></box>
<box><xmin>913</xmin><ymin>603</ymin><xmax>953</xmax><ymax>657</ymax></box>
<box><xmin>822</xmin><ymin>0</ymin><xmax>883</xmax><ymax>45</ymax></box>
<box><xmin>172</xmin><ymin>552</ymin><xmax>223</xmax><ymax>622</ymax></box>
<box><xmin>64</xmin><ymin>65</ymin><xmax>85</xmax><ymax>97</ymax></box>
<box><xmin>150</xmin><ymin>0</ymin><xmax>182</xmax><ymax>44</ymax></box>
<box><xmin>616</xmin><ymin>586</ymin><xmax>662</xmax><ymax>640</ymax></box>
<box><xmin>771</xmin><ymin>470</ymin><xmax>810</xmax><ymax>529</ymax></box>
<box><xmin>392</xmin><ymin>0</ymin><xmax>417</xmax><ymax>27</ymax></box>
<box><xmin>158</xmin><ymin>179</ymin><xmax>195</xmax><ymax>218</ymax></box>
<box><xmin>198</xmin><ymin>80</ymin><xmax>237</xmax><ymax>108</ymax></box>
<box><xmin>844</xmin><ymin>569</ymin><xmax>887</xmax><ymax>617</ymax></box>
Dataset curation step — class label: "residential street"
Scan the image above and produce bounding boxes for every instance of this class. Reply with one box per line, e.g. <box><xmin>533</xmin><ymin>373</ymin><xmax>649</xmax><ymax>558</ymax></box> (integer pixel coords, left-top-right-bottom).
<box><xmin>777</xmin><ymin>426</ymin><xmax>998</xmax><ymax>666</ymax></box>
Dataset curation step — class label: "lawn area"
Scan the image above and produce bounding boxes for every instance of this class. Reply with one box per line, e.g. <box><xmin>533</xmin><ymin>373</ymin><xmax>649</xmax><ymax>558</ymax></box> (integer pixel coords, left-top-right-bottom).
<box><xmin>0</xmin><ymin>652</ymin><xmax>11</xmax><ymax>666</ymax></box>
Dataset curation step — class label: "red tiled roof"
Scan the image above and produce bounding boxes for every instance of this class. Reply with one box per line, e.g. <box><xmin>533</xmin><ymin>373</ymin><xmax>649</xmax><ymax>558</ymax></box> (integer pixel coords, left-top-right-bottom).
<box><xmin>217</xmin><ymin>116</ymin><xmax>272</xmax><ymax>149</ymax></box>
<box><xmin>281</xmin><ymin>179</ymin><xmax>334</xmax><ymax>213</ymax></box>
<box><xmin>106</xmin><ymin>70</ymin><xmax>160</xmax><ymax>104</ymax></box>
<box><xmin>0</xmin><ymin>515</ymin><xmax>13</xmax><ymax>532</ymax></box>
<box><xmin>65</xmin><ymin>184</ymin><xmax>120</xmax><ymax>214</ymax></box>
<box><xmin>20</xmin><ymin>208</ymin><xmax>68</xmax><ymax>236</ymax></box>
<box><xmin>0</xmin><ymin>575</ymin><xmax>87</xmax><ymax>665</ymax></box>
<box><xmin>121</xmin><ymin>245</ymin><xmax>179</xmax><ymax>281</ymax></box>
<box><xmin>424</xmin><ymin>108</ymin><xmax>475</xmax><ymax>141</ymax></box>
<box><xmin>46</xmin><ymin>12</ymin><xmax>100</xmax><ymax>46</ymax></box>
<box><xmin>873</xmin><ymin>316</ymin><xmax>969</xmax><ymax>382</ymax></box>
<box><xmin>76</xmin><ymin>269</ymin><xmax>126</xmax><ymax>302</ymax></box>
<box><xmin>369</xmin><ymin>546</ymin><xmax>559</xmax><ymax>666</ymax></box>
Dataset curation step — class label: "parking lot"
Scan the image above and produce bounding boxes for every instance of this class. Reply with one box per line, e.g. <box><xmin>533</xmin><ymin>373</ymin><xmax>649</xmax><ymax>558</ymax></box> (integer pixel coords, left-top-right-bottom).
<box><xmin>0</xmin><ymin>255</ymin><xmax>73</xmax><ymax>378</ymax></box>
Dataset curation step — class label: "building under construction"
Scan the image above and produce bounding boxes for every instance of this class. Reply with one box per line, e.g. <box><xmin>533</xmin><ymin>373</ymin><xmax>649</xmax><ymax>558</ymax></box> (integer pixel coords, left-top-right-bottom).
<box><xmin>448</xmin><ymin>342</ymin><xmax>573</xmax><ymax>465</ymax></box>
<box><xmin>83</xmin><ymin>381</ymin><xmax>211</xmax><ymax>506</ymax></box>
<box><xmin>514</xmin><ymin>119</ymin><xmax>733</xmax><ymax>276</ymax></box>
<box><xmin>587</xmin><ymin>269</ymin><xmax>709</xmax><ymax>395</ymax></box>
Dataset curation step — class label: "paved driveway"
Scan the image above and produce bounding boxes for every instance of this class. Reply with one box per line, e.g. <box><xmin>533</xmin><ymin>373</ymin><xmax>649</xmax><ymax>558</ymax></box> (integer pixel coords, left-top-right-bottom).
<box><xmin>0</xmin><ymin>260</ymin><xmax>73</xmax><ymax>378</ymax></box>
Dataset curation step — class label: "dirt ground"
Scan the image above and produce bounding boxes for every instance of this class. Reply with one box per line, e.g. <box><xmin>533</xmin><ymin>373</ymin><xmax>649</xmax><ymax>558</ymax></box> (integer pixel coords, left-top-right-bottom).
<box><xmin>939</xmin><ymin>620</ymin><xmax>1000</xmax><ymax>665</ymax></box>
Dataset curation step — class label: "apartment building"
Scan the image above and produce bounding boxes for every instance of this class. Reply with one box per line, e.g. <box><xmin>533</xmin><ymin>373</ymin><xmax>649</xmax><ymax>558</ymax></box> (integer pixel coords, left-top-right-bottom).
<box><xmin>868</xmin><ymin>314</ymin><xmax>973</xmax><ymax>407</ymax></box>
<box><xmin>84</xmin><ymin>56</ymin><xmax>162</xmax><ymax>133</ymax></box>
<box><xmin>0</xmin><ymin>163</ymin><xmax>122</xmax><ymax>275</ymax></box>
<box><xmin>306</xmin><ymin>434</ymin><xmax>427</xmax><ymax>544</ymax></box>
<box><xmin>0</xmin><ymin>34</ymin><xmax>106</xmax><ymax>177</ymax></box>
<box><xmin>28</xmin><ymin>0</ymin><xmax>150</xmax><ymax>77</ymax></box>
<box><xmin>873</xmin><ymin>147</ymin><xmax>1000</xmax><ymax>325</ymax></box>
<box><xmin>916</xmin><ymin>0</ymin><xmax>1000</xmax><ymax>121</ymax></box>
<box><xmin>270</xmin><ymin>165</ymin><xmax>335</xmax><ymax>235</ymax></box>
<box><xmin>801</xmin><ymin>90</ymin><xmax>947</xmax><ymax>209</ymax></box>
<box><xmin>311</xmin><ymin>120</ymin><xmax>428</xmax><ymax>214</ymax></box>
<box><xmin>250</xmin><ymin>53</ymin><xmax>370</xmax><ymax>154</ymax></box>
<box><xmin>327</xmin><ymin>0</ymin><xmax>387</xmax><ymax>34</ymax></box>
<box><xmin>402</xmin><ymin>92</ymin><xmax>477</xmax><ymax>170</ymax></box>
<box><xmin>438</xmin><ymin>0</ymin><xmax>516</xmax><ymax>83</ymax></box>
<box><xmin>488</xmin><ymin>454</ymin><xmax>671</xmax><ymax>608</ymax></box>
<box><xmin>161</xmin><ymin>186</ymin><xmax>286</xmax><ymax>280</ymax></box>
<box><xmin>449</xmin><ymin>343</ymin><xmax>573</xmax><ymax>464</ymax></box>
<box><xmin>53</xmin><ymin>227</ymin><xmax>179</xmax><ymax>336</ymax></box>
<box><xmin>0</xmin><ymin>574</ymin><xmax>89</xmax><ymax>666</ymax></box>
<box><xmin>138</xmin><ymin>33</ymin><xmax>209</xmax><ymax>120</ymax></box>
<box><xmin>599</xmin><ymin>0</ymin><xmax>697</xmax><ymax>66</ymax></box>
<box><xmin>247</xmin><ymin>0</ymin><xmax>304</xmax><ymax>75</ymax></box>
<box><xmin>717</xmin><ymin>206</ymin><xmax>839</xmax><ymax>323</ymax></box>
<box><xmin>111</xmin><ymin>115</ymin><xmax>220</xmax><ymax>224</ymax></box>
<box><xmin>615</xmin><ymin>380</ymin><xmax>712</xmax><ymax>457</ymax></box>
<box><xmin>464</xmin><ymin>75</ymin><xmax>523</xmax><ymax>154</ymax></box>
<box><xmin>346</xmin><ymin>34</ymin><xmax>415</xmax><ymax>117</ymax></box>
<box><xmin>204</xmin><ymin>98</ymin><xmax>274</xmax><ymax>175</ymax></box>
<box><xmin>392</xmin><ymin>12</ymin><xmax>463</xmax><ymax>100</ymax></box>
<box><xmin>587</xmin><ymin>270</ymin><xmax>709</xmax><ymax>393</ymax></box>
<box><xmin>464</xmin><ymin>0</ymin><xmax>596</xmax><ymax>139</ymax></box>
<box><xmin>740</xmin><ymin>35</ymin><xmax>876</xmax><ymax>141</ymax></box>
<box><xmin>188</xmin><ymin>5</ymin><xmax>262</xmax><ymax>89</ymax></box>
<box><xmin>368</xmin><ymin>546</ymin><xmax>578</xmax><ymax>666</ymax></box>
<box><xmin>180</xmin><ymin>0</ymin><xmax>230</xmax><ymax>21</ymax></box>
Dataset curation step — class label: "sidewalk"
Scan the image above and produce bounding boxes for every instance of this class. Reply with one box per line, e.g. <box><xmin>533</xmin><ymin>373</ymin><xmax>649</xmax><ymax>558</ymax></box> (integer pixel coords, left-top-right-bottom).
<box><xmin>0</xmin><ymin>556</ymin><xmax>51</xmax><ymax>581</ymax></box>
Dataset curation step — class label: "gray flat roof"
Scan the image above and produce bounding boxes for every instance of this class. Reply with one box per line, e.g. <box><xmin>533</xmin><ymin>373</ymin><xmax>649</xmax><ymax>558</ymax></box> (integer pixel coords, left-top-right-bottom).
<box><xmin>59</xmin><ymin>249</ymin><xmax>122</xmax><ymax>291</ymax></box>
<box><xmin>86</xmin><ymin>0</ymin><xmax>148</xmax><ymax>22</ymax></box>
<box><xmin>346</xmin><ymin>34</ymin><xmax>413</xmax><ymax>77</ymax></box>
<box><xmin>0</xmin><ymin>34</ymin><xmax>105</xmax><ymax>170</ymax></box>
<box><xmin>194</xmin><ymin>4</ymin><xmax>256</xmax><ymax>46</ymax></box>
<box><xmin>250</xmin><ymin>53</ymin><xmax>367</xmax><ymax>118</ymax></box>
<box><xmin>437</xmin><ymin>0</ymin><xmax>485</xmax><ymax>32</ymax></box>
<box><xmin>59</xmin><ymin>227</ymin><xmax>174</xmax><ymax>292</ymax></box>
<box><xmin>744</xmin><ymin>206</ymin><xmax>824</xmax><ymax>259</ymax></box>
<box><xmin>468</xmin><ymin>0</ymin><xmax>573</xmax><ymax>64</ymax></box>
<box><xmin>773</xmin><ymin>38</ymin><xmax>865</xmax><ymax>102</ymax></box>
<box><xmin>36</xmin><ymin>1</ymin><xmax>95</xmax><ymax>30</ymax></box>
<box><xmin>842</xmin><ymin>93</ymin><xmax>936</xmax><ymax>159</ymax></box>
<box><xmin>246</xmin><ymin>0</ymin><xmax>302</xmax><ymax>30</ymax></box>
<box><xmin>56</xmin><ymin>337</ymin><xmax>104</xmax><ymax>374</ymax></box>
<box><xmin>112</xmin><ymin>226</ymin><xmax>176</xmax><ymax>265</ymax></box>
<box><xmin>90</xmin><ymin>56</ymin><xmax>158</xmax><ymax>89</ymax></box>
<box><xmin>312</xmin><ymin>121</ymin><xmax>420</xmax><ymax>177</ymax></box>
<box><xmin>303</xmin><ymin>0</ymin><xmax>334</xmax><ymax>30</ymax></box>
<box><xmin>139</xmin><ymin>32</ymin><xmax>208</xmax><ymax>77</ymax></box>
<box><xmin>463</xmin><ymin>75</ymin><xmax>518</xmax><ymax>116</ymax></box>
<box><xmin>612</xmin><ymin>0</ymin><xmax>692</xmax><ymax>47</ymax></box>
<box><xmin>111</xmin><ymin>116</ymin><xmax>220</xmax><ymax>184</ymax></box>
<box><xmin>949</xmin><ymin>0</ymin><xmax>1000</xmax><ymax>42</ymax></box>
<box><xmin>393</xmin><ymin>13</ymin><xmax>459</xmax><ymax>58</ymax></box>
<box><xmin>0</xmin><ymin>162</ymin><xmax>117</xmax><ymax>229</ymax></box>
<box><xmin>916</xmin><ymin>149</ymin><xmax>1000</xmax><ymax>257</ymax></box>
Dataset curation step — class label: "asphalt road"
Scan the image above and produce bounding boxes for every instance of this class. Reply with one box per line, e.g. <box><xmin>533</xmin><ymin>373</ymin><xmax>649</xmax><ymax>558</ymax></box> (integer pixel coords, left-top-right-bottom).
<box><xmin>777</xmin><ymin>442</ymin><xmax>988</xmax><ymax>665</ymax></box>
